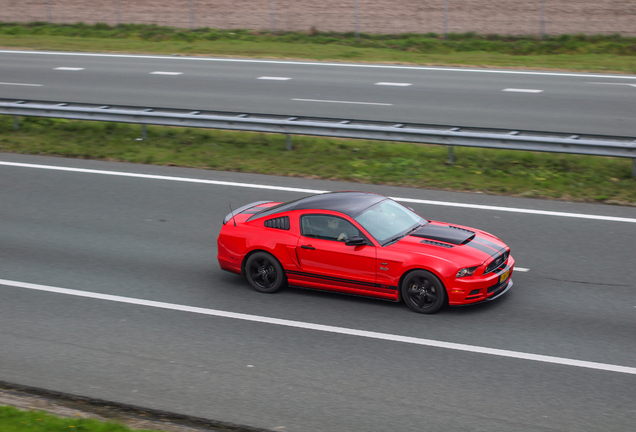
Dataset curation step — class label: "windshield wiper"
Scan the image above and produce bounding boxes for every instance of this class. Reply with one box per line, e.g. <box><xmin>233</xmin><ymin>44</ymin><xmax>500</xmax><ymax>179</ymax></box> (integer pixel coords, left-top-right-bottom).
<box><xmin>382</xmin><ymin>223</ymin><xmax>425</xmax><ymax>246</ymax></box>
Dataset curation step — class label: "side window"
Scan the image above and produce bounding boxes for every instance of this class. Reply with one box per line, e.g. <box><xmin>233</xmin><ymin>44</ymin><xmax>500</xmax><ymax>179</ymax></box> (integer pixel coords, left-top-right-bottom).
<box><xmin>301</xmin><ymin>215</ymin><xmax>359</xmax><ymax>242</ymax></box>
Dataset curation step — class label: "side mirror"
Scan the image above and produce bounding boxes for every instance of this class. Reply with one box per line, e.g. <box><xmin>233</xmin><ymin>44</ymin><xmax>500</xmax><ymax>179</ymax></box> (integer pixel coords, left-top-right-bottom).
<box><xmin>345</xmin><ymin>236</ymin><xmax>367</xmax><ymax>246</ymax></box>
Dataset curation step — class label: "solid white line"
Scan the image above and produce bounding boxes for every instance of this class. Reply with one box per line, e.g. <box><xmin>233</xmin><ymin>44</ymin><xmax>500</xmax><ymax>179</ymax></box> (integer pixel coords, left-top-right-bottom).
<box><xmin>150</xmin><ymin>71</ymin><xmax>183</xmax><ymax>75</ymax></box>
<box><xmin>503</xmin><ymin>88</ymin><xmax>544</xmax><ymax>93</ymax></box>
<box><xmin>0</xmin><ymin>82</ymin><xmax>42</xmax><ymax>86</ymax></box>
<box><xmin>0</xmin><ymin>278</ymin><xmax>634</xmax><ymax>375</ymax></box>
<box><xmin>2</xmin><ymin>50</ymin><xmax>636</xmax><ymax>80</ymax></box>
<box><xmin>258</xmin><ymin>76</ymin><xmax>292</xmax><ymax>80</ymax></box>
<box><xmin>375</xmin><ymin>82</ymin><xmax>412</xmax><ymax>86</ymax></box>
<box><xmin>515</xmin><ymin>267</ymin><xmax>530</xmax><ymax>272</ymax></box>
<box><xmin>292</xmin><ymin>98</ymin><xmax>392</xmax><ymax>106</ymax></box>
<box><xmin>54</xmin><ymin>67</ymin><xmax>85</xmax><ymax>71</ymax></box>
<box><xmin>1</xmin><ymin>161</ymin><xmax>635</xmax><ymax>224</ymax></box>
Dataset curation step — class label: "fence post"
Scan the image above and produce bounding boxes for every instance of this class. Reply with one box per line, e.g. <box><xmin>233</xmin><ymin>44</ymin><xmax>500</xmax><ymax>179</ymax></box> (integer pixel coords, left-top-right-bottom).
<box><xmin>354</xmin><ymin>0</ymin><xmax>360</xmax><ymax>38</ymax></box>
<box><xmin>270</xmin><ymin>0</ymin><xmax>276</xmax><ymax>34</ymax></box>
<box><xmin>540</xmin><ymin>2</ymin><xmax>546</xmax><ymax>40</ymax></box>
<box><xmin>189</xmin><ymin>0</ymin><xmax>195</xmax><ymax>30</ymax></box>
<box><xmin>443</xmin><ymin>0</ymin><xmax>448</xmax><ymax>38</ymax></box>
<box><xmin>46</xmin><ymin>0</ymin><xmax>52</xmax><ymax>23</ymax></box>
<box><xmin>286</xmin><ymin>134</ymin><xmax>292</xmax><ymax>151</ymax></box>
<box><xmin>13</xmin><ymin>116</ymin><xmax>19</xmax><ymax>130</ymax></box>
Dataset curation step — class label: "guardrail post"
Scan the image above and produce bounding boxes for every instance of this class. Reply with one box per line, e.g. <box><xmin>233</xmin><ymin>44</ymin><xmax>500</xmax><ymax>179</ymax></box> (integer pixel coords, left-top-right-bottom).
<box><xmin>141</xmin><ymin>124</ymin><xmax>148</xmax><ymax>140</ymax></box>
<box><xmin>632</xmin><ymin>158</ymin><xmax>636</xmax><ymax>178</ymax></box>
<box><xmin>286</xmin><ymin>134</ymin><xmax>292</xmax><ymax>151</ymax></box>
<box><xmin>13</xmin><ymin>116</ymin><xmax>19</xmax><ymax>130</ymax></box>
<box><xmin>448</xmin><ymin>145</ymin><xmax>454</xmax><ymax>165</ymax></box>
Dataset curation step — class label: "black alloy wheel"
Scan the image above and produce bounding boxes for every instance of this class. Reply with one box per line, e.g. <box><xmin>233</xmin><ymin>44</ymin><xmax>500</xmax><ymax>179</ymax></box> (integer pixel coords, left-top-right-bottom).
<box><xmin>245</xmin><ymin>252</ymin><xmax>286</xmax><ymax>293</ymax></box>
<box><xmin>401</xmin><ymin>270</ymin><xmax>447</xmax><ymax>314</ymax></box>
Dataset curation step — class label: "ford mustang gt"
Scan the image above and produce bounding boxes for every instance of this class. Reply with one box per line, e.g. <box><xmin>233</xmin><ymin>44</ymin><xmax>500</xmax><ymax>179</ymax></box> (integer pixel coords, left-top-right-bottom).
<box><xmin>217</xmin><ymin>192</ymin><xmax>514</xmax><ymax>314</ymax></box>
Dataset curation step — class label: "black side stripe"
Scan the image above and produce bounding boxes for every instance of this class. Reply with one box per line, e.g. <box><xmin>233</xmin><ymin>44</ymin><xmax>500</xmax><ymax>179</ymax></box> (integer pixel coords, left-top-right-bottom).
<box><xmin>286</xmin><ymin>270</ymin><xmax>398</xmax><ymax>291</ymax></box>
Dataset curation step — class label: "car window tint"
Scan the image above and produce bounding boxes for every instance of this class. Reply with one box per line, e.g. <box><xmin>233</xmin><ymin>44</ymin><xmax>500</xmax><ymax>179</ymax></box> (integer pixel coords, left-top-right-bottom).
<box><xmin>301</xmin><ymin>215</ymin><xmax>359</xmax><ymax>242</ymax></box>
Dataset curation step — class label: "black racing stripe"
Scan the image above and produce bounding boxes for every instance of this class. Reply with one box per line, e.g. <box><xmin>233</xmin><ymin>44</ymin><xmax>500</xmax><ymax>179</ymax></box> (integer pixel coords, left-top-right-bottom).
<box><xmin>474</xmin><ymin>236</ymin><xmax>507</xmax><ymax>253</ymax></box>
<box><xmin>466</xmin><ymin>240</ymin><xmax>499</xmax><ymax>257</ymax></box>
<box><xmin>286</xmin><ymin>270</ymin><xmax>398</xmax><ymax>291</ymax></box>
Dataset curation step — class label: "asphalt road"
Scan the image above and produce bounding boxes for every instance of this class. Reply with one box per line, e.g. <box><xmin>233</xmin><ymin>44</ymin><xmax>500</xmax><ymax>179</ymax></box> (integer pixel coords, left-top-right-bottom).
<box><xmin>1</xmin><ymin>153</ymin><xmax>635</xmax><ymax>431</ymax></box>
<box><xmin>1</xmin><ymin>50</ymin><xmax>636</xmax><ymax>136</ymax></box>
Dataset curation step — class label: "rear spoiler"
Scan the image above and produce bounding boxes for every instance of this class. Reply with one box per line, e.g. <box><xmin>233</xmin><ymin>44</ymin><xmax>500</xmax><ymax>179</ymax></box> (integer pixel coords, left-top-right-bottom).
<box><xmin>223</xmin><ymin>201</ymin><xmax>273</xmax><ymax>225</ymax></box>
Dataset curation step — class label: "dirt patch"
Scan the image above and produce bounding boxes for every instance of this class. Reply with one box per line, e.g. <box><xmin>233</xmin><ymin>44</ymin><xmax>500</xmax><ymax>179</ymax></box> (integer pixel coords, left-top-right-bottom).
<box><xmin>1</xmin><ymin>0</ymin><xmax>635</xmax><ymax>36</ymax></box>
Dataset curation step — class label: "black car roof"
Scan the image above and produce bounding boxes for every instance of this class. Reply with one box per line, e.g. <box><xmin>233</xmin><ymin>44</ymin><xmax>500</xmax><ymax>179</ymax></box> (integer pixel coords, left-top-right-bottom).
<box><xmin>247</xmin><ymin>192</ymin><xmax>386</xmax><ymax>221</ymax></box>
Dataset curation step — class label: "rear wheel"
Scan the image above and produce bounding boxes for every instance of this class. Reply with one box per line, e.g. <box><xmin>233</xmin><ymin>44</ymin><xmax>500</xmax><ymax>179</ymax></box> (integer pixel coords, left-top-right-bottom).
<box><xmin>401</xmin><ymin>270</ymin><xmax>447</xmax><ymax>314</ymax></box>
<box><xmin>245</xmin><ymin>252</ymin><xmax>286</xmax><ymax>293</ymax></box>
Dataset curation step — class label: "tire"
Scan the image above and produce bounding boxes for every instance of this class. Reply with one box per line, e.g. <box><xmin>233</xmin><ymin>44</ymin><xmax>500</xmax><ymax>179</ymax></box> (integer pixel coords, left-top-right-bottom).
<box><xmin>245</xmin><ymin>252</ymin><xmax>286</xmax><ymax>293</ymax></box>
<box><xmin>401</xmin><ymin>270</ymin><xmax>447</xmax><ymax>314</ymax></box>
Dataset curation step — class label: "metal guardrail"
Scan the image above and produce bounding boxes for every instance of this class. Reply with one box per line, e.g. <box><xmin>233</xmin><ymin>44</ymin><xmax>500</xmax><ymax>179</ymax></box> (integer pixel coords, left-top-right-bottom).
<box><xmin>1</xmin><ymin>98</ymin><xmax>635</xmax><ymax>176</ymax></box>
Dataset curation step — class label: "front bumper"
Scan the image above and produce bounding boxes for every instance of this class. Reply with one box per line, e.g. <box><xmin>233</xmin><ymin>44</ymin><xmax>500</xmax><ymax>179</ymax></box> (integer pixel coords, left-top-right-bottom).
<box><xmin>447</xmin><ymin>256</ymin><xmax>515</xmax><ymax>306</ymax></box>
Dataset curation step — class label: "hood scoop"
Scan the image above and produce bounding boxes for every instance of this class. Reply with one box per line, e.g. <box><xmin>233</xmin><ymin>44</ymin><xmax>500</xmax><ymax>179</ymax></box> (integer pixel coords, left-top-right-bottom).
<box><xmin>411</xmin><ymin>225</ymin><xmax>475</xmax><ymax>245</ymax></box>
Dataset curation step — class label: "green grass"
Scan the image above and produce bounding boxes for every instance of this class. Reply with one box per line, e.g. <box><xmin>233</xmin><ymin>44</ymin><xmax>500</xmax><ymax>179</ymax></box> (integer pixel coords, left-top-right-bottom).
<box><xmin>0</xmin><ymin>405</ymin><xmax>159</xmax><ymax>432</ymax></box>
<box><xmin>1</xmin><ymin>22</ymin><xmax>636</xmax><ymax>73</ymax></box>
<box><xmin>2</xmin><ymin>116</ymin><xmax>634</xmax><ymax>205</ymax></box>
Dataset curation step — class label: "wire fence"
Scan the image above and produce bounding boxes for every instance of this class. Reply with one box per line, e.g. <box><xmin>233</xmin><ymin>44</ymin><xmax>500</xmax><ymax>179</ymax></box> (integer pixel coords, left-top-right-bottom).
<box><xmin>2</xmin><ymin>0</ymin><xmax>635</xmax><ymax>36</ymax></box>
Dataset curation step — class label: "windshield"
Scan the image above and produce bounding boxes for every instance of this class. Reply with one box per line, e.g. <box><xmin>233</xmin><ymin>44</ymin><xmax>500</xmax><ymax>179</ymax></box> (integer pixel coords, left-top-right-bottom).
<box><xmin>354</xmin><ymin>199</ymin><xmax>426</xmax><ymax>245</ymax></box>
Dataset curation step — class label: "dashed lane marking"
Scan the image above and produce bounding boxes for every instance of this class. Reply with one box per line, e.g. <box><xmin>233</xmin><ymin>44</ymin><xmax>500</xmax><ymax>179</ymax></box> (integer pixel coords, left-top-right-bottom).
<box><xmin>0</xmin><ymin>82</ymin><xmax>42</xmax><ymax>86</ymax></box>
<box><xmin>258</xmin><ymin>76</ymin><xmax>292</xmax><ymax>80</ymax></box>
<box><xmin>54</xmin><ymin>67</ymin><xmax>85</xmax><ymax>71</ymax></box>
<box><xmin>292</xmin><ymin>98</ymin><xmax>392</xmax><ymax>106</ymax></box>
<box><xmin>149</xmin><ymin>71</ymin><xmax>183</xmax><ymax>75</ymax></box>
<box><xmin>375</xmin><ymin>82</ymin><xmax>412</xmax><ymax>86</ymax></box>
<box><xmin>502</xmin><ymin>88</ymin><xmax>544</xmax><ymax>93</ymax></box>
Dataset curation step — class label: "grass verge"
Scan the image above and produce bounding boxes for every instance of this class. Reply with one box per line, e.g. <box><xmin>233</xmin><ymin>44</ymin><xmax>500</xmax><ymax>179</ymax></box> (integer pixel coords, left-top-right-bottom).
<box><xmin>0</xmin><ymin>405</ymin><xmax>159</xmax><ymax>432</ymax></box>
<box><xmin>2</xmin><ymin>116</ymin><xmax>634</xmax><ymax>205</ymax></box>
<box><xmin>1</xmin><ymin>22</ymin><xmax>636</xmax><ymax>73</ymax></box>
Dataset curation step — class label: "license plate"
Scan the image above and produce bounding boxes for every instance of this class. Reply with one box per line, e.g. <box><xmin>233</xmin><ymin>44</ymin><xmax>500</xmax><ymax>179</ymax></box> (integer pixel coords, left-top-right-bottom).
<box><xmin>499</xmin><ymin>269</ymin><xmax>510</xmax><ymax>283</ymax></box>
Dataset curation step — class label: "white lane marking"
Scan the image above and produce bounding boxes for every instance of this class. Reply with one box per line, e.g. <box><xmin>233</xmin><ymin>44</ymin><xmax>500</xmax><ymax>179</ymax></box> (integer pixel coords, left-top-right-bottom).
<box><xmin>0</xmin><ymin>82</ymin><xmax>42</xmax><ymax>86</ymax></box>
<box><xmin>3</xmin><ymin>50</ymin><xmax>636</xmax><ymax>80</ymax></box>
<box><xmin>515</xmin><ymin>267</ymin><xmax>530</xmax><ymax>272</ymax></box>
<box><xmin>0</xmin><ymin>278</ymin><xmax>634</xmax><ymax>375</ymax></box>
<box><xmin>150</xmin><ymin>71</ymin><xmax>183</xmax><ymax>75</ymax></box>
<box><xmin>503</xmin><ymin>88</ymin><xmax>544</xmax><ymax>93</ymax></box>
<box><xmin>292</xmin><ymin>98</ymin><xmax>392</xmax><ymax>106</ymax></box>
<box><xmin>587</xmin><ymin>82</ymin><xmax>636</xmax><ymax>88</ymax></box>
<box><xmin>54</xmin><ymin>67</ymin><xmax>85</xmax><ymax>71</ymax></box>
<box><xmin>1</xmin><ymin>161</ymin><xmax>635</xmax><ymax>224</ymax></box>
<box><xmin>258</xmin><ymin>76</ymin><xmax>292</xmax><ymax>80</ymax></box>
<box><xmin>375</xmin><ymin>82</ymin><xmax>412</xmax><ymax>86</ymax></box>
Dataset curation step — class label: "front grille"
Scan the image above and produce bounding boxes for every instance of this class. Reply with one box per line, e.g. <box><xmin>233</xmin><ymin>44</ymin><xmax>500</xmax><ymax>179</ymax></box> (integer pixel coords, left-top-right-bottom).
<box><xmin>485</xmin><ymin>251</ymin><xmax>509</xmax><ymax>274</ymax></box>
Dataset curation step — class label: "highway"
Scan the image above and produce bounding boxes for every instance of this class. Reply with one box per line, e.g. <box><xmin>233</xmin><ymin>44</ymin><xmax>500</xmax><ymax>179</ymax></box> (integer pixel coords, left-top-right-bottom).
<box><xmin>1</xmin><ymin>152</ymin><xmax>635</xmax><ymax>432</ymax></box>
<box><xmin>1</xmin><ymin>50</ymin><xmax>636</xmax><ymax>136</ymax></box>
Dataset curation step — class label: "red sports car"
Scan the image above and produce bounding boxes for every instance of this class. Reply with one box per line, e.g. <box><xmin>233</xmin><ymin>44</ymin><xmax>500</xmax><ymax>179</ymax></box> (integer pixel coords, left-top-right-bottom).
<box><xmin>217</xmin><ymin>192</ymin><xmax>514</xmax><ymax>314</ymax></box>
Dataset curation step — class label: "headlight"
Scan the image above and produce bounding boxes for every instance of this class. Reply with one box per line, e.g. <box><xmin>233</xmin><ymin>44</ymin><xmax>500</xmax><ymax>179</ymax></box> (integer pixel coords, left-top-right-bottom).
<box><xmin>456</xmin><ymin>266</ymin><xmax>478</xmax><ymax>278</ymax></box>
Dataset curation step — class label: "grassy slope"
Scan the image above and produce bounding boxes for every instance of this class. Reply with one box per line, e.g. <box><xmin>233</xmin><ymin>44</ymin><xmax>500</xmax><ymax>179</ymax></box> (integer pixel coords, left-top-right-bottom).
<box><xmin>0</xmin><ymin>405</ymin><xmax>159</xmax><ymax>432</ymax></box>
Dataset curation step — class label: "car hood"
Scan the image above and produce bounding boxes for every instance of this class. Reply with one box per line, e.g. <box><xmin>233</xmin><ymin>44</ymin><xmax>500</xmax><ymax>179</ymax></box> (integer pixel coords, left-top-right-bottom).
<box><xmin>391</xmin><ymin>221</ymin><xmax>508</xmax><ymax>264</ymax></box>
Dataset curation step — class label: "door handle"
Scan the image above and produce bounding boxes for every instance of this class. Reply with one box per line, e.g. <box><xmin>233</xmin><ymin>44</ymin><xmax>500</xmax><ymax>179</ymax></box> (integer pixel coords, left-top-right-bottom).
<box><xmin>301</xmin><ymin>245</ymin><xmax>315</xmax><ymax>250</ymax></box>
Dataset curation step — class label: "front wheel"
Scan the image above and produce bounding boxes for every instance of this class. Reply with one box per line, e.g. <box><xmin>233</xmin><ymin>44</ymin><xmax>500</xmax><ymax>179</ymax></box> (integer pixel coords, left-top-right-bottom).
<box><xmin>245</xmin><ymin>252</ymin><xmax>286</xmax><ymax>293</ymax></box>
<box><xmin>401</xmin><ymin>270</ymin><xmax>447</xmax><ymax>314</ymax></box>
